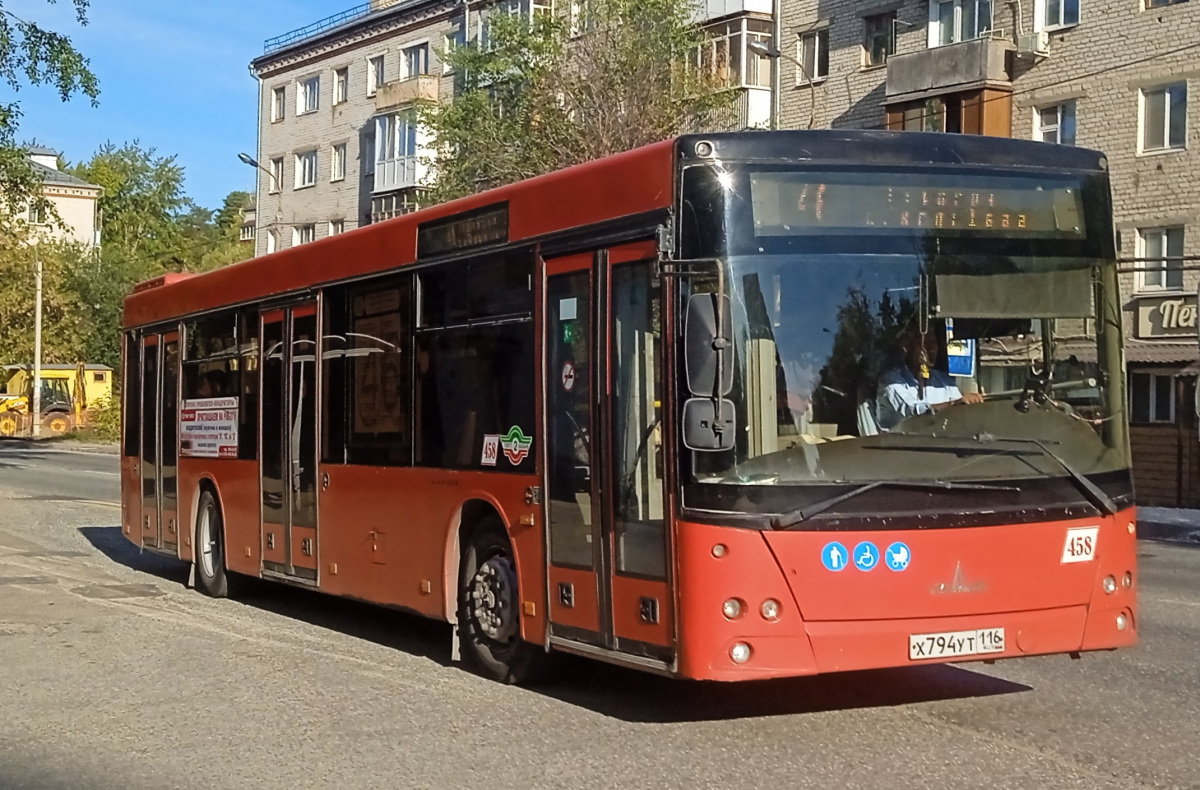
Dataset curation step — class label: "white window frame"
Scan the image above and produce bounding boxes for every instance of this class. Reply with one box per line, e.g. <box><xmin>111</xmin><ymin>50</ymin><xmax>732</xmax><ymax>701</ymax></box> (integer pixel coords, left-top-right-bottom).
<box><xmin>1035</xmin><ymin>101</ymin><xmax>1077</xmax><ymax>144</ymax></box>
<box><xmin>293</xmin><ymin>224</ymin><xmax>316</xmax><ymax>246</ymax></box>
<box><xmin>240</xmin><ymin>224</ymin><xmax>255</xmax><ymax>242</ymax></box>
<box><xmin>271</xmin><ymin>86</ymin><xmax>286</xmax><ymax>122</ymax></box>
<box><xmin>1137</xmin><ymin>226</ymin><xmax>1185</xmax><ymax>292</ymax></box>
<box><xmin>331</xmin><ymin>143</ymin><xmax>347</xmax><ymax>182</ymax></box>
<box><xmin>266</xmin><ymin>229</ymin><xmax>278</xmax><ymax>254</ymax></box>
<box><xmin>402</xmin><ymin>41</ymin><xmax>430</xmax><ymax>79</ymax></box>
<box><xmin>329</xmin><ymin>219</ymin><xmax>345</xmax><ymax>236</ymax></box>
<box><xmin>297</xmin><ymin>75</ymin><xmax>320</xmax><ymax>115</ymax></box>
<box><xmin>863</xmin><ymin>12</ymin><xmax>896</xmax><ymax>68</ymax></box>
<box><xmin>268</xmin><ymin>157</ymin><xmax>284</xmax><ymax>194</ymax></box>
<box><xmin>443</xmin><ymin>29</ymin><xmax>465</xmax><ymax>74</ymax></box>
<box><xmin>334</xmin><ymin>67</ymin><xmax>349</xmax><ymax>105</ymax></box>
<box><xmin>928</xmin><ymin>0</ymin><xmax>993</xmax><ymax>46</ymax></box>
<box><xmin>1129</xmin><ymin>372</ymin><xmax>1176</xmax><ymax>424</ymax></box>
<box><xmin>795</xmin><ymin>28</ymin><xmax>829</xmax><ymax>85</ymax></box>
<box><xmin>294</xmin><ymin>150</ymin><xmax>318</xmax><ymax>189</ymax></box>
<box><xmin>1139</xmin><ymin>83</ymin><xmax>1188</xmax><ymax>154</ymax></box>
<box><xmin>367</xmin><ymin>54</ymin><xmax>387</xmax><ymax>96</ymax></box>
<box><xmin>375</xmin><ymin>112</ymin><xmax>420</xmax><ymax>166</ymax></box>
<box><xmin>1033</xmin><ymin>0</ymin><xmax>1080</xmax><ymax>31</ymax></box>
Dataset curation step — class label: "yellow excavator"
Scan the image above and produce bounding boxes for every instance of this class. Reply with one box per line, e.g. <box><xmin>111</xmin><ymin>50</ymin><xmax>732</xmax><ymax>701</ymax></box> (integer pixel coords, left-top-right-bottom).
<box><xmin>0</xmin><ymin>362</ymin><xmax>108</xmax><ymax>437</ymax></box>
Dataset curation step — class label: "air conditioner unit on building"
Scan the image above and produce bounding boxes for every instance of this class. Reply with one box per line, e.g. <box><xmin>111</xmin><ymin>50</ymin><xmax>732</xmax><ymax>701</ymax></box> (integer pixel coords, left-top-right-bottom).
<box><xmin>1017</xmin><ymin>31</ymin><xmax>1050</xmax><ymax>57</ymax></box>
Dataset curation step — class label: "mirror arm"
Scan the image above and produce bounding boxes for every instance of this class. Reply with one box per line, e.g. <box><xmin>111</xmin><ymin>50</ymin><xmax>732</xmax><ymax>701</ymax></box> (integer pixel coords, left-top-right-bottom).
<box><xmin>711</xmin><ymin>263</ymin><xmax>728</xmax><ymax>438</ymax></box>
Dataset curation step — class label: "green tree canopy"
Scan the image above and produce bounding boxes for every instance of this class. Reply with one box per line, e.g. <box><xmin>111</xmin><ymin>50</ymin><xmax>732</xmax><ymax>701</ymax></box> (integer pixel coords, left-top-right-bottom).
<box><xmin>0</xmin><ymin>0</ymin><xmax>99</xmax><ymax>216</ymax></box>
<box><xmin>425</xmin><ymin>0</ymin><xmax>734</xmax><ymax>202</ymax></box>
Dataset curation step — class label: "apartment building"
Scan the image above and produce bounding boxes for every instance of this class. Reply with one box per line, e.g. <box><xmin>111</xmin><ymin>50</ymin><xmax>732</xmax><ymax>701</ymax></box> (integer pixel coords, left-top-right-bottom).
<box><xmin>22</xmin><ymin>146</ymin><xmax>102</xmax><ymax>247</ymax></box>
<box><xmin>771</xmin><ymin>0</ymin><xmax>1199</xmax><ymax>504</ymax></box>
<box><xmin>249</xmin><ymin>0</ymin><xmax>778</xmax><ymax>258</ymax></box>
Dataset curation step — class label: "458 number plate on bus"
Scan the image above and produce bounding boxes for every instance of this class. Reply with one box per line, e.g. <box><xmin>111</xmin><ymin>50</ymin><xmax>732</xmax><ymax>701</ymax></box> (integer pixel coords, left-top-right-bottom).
<box><xmin>909</xmin><ymin>628</ymin><xmax>1005</xmax><ymax>661</ymax></box>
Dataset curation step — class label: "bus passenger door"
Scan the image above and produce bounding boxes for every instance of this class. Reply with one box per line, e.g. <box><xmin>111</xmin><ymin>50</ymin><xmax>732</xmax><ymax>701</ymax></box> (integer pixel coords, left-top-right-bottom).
<box><xmin>260</xmin><ymin>302</ymin><xmax>320</xmax><ymax>582</ymax></box>
<box><xmin>139</xmin><ymin>335</ymin><xmax>161</xmax><ymax>549</ymax></box>
<box><xmin>159</xmin><ymin>331</ymin><xmax>180</xmax><ymax>552</ymax></box>
<box><xmin>545</xmin><ymin>244</ymin><xmax>674</xmax><ymax>664</ymax></box>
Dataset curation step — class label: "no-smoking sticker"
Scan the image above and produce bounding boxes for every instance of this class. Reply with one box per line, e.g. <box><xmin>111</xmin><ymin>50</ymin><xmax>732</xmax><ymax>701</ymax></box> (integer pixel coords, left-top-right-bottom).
<box><xmin>561</xmin><ymin>361</ymin><xmax>576</xmax><ymax>392</ymax></box>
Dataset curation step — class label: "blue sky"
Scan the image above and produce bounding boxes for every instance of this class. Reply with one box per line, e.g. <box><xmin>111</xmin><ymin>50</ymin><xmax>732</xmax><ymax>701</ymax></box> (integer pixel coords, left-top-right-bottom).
<box><xmin>5</xmin><ymin>0</ymin><xmax>341</xmax><ymax>211</ymax></box>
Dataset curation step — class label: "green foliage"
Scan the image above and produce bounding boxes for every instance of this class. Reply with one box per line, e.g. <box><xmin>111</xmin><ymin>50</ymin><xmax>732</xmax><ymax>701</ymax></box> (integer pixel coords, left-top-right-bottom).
<box><xmin>81</xmin><ymin>389</ymin><xmax>119</xmax><ymax>442</ymax></box>
<box><xmin>0</xmin><ymin>0</ymin><xmax>99</xmax><ymax>216</ymax></box>
<box><xmin>424</xmin><ymin>0</ymin><xmax>735</xmax><ymax>203</ymax></box>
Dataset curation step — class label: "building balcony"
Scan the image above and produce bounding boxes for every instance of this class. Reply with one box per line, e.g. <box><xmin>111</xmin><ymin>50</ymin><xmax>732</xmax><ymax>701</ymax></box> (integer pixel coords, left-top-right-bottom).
<box><xmin>695</xmin><ymin>0</ymin><xmax>771</xmax><ymax>21</ymax></box>
<box><xmin>733</xmin><ymin>86</ymin><xmax>771</xmax><ymax>130</ymax></box>
<box><xmin>375</xmin><ymin>75</ymin><xmax>439</xmax><ymax>112</ymax></box>
<box><xmin>885</xmin><ymin>37</ymin><xmax>1014</xmax><ymax>102</ymax></box>
<box><xmin>374</xmin><ymin>156</ymin><xmax>423</xmax><ymax>194</ymax></box>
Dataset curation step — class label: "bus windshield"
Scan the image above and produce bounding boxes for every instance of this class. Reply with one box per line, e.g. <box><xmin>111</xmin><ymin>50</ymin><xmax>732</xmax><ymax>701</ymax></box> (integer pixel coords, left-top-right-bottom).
<box><xmin>678</xmin><ymin>162</ymin><xmax>1131</xmax><ymax>525</ymax></box>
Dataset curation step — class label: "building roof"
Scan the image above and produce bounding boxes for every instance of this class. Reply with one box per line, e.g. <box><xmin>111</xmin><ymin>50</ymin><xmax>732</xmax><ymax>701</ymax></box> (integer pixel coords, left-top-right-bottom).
<box><xmin>3</xmin><ymin>364</ymin><xmax>112</xmax><ymax>371</ymax></box>
<box><xmin>253</xmin><ymin>0</ymin><xmax>444</xmax><ymax>67</ymax></box>
<box><xmin>1124</xmin><ymin>341</ymin><xmax>1199</xmax><ymax>366</ymax></box>
<box><xmin>30</xmin><ymin>159</ymin><xmax>101</xmax><ymax>190</ymax></box>
<box><xmin>27</xmin><ymin>145</ymin><xmax>58</xmax><ymax>157</ymax></box>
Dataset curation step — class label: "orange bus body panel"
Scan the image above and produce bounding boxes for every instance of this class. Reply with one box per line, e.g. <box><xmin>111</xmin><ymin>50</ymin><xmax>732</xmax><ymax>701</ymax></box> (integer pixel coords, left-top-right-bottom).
<box><xmin>676</xmin><ymin>510</ymin><xmax>1138</xmax><ymax>681</ymax></box>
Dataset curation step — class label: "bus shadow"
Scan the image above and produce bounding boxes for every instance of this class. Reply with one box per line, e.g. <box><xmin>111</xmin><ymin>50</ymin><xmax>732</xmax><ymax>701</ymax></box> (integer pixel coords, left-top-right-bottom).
<box><xmin>78</xmin><ymin>525</ymin><xmax>1032</xmax><ymax>719</ymax></box>
<box><xmin>77</xmin><ymin>525</ymin><xmax>191</xmax><ymax>587</ymax></box>
<box><xmin>530</xmin><ymin>658</ymin><xmax>1031</xmax><ymax>723</ymax></box>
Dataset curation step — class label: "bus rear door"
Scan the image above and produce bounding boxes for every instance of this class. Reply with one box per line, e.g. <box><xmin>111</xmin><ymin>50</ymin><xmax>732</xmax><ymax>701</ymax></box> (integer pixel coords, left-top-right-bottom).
<box><xmin>544</xmin><ymin>242</ymin><xmax>674</xmax><ymax>667</ymax></box>
<box><xmin>138</xmin><ymin>330</ymin><xmax>180</xmax><ymax>552</ymax></box>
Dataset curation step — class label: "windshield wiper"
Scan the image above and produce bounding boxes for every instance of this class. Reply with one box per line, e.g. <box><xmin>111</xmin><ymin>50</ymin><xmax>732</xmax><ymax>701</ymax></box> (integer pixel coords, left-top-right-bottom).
<box><xmin>971</xmin><ymin>434</ymin><xmax>1118</xmax><ymax>516</ymax></box>
<box><xmin>770</xmin><ymin>480</ymin><xmax>1022</xmax><ymax>530</ymax></box>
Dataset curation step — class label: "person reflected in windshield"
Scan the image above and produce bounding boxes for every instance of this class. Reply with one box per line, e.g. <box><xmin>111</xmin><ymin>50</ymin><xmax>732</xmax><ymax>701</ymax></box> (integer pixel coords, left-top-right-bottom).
<box><xmin>876</xmin><ymin>326</ymin><xmax>983</xmax><ymax>430</ymax></box>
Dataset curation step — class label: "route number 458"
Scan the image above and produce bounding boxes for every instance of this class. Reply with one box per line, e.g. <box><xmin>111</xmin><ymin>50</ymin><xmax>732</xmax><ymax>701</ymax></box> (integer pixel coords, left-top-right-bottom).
<box><xmin>1061</xmin><ymin>527</ymin><xmax>1099</xmax><ymax>564</ymax></box>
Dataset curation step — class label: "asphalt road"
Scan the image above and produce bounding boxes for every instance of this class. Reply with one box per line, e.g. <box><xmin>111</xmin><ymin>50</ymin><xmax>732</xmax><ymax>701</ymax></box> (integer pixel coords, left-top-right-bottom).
<box><xmin>1</xmin><ymin>440</ymin><xmax>1198</xmax><ymax>790</ymax></box>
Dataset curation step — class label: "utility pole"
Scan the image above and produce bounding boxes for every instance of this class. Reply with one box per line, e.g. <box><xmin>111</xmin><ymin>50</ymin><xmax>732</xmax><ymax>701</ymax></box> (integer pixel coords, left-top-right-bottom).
<box><xmin>32</xmin><ymin>247</ymin><xmax>43</xmax><ymax>438</ymax></box>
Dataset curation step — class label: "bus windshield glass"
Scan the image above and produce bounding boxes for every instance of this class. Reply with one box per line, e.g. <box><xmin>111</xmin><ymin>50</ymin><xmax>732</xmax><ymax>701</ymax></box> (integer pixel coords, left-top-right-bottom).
<box><xmin>678</xmin><ymin>163</ymin><xmax>1131</xmax><ymax>525</ymax></box>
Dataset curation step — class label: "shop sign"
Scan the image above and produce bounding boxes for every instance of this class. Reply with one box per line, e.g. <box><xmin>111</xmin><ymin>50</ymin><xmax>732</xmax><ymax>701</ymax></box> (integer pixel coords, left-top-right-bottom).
<box><xmin>1135</xmin><ymin>294</ymin><xmax>1198</xmax><ymax>338</ymax></box>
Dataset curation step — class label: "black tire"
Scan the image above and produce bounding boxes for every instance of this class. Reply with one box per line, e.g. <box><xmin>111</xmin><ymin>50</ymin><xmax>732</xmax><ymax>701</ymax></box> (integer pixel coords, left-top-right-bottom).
<box><xmin>195</xmin><ymin>489</ymin><xmax>232</xmax><ymax>598</ymax></box>
<box><xmin>0</xmin><ymin>411</ymin><xmax>19</xmax><ymax>437</ymax></box>
<box><xmin>458</xmin><ymin>520</ymin><xmax>546</xmax><ymax>684</ymax></box>
<box><xmin>41</xmin><ymin>411</ymin><xmax>72</xmax><ymax>435</ymax></box>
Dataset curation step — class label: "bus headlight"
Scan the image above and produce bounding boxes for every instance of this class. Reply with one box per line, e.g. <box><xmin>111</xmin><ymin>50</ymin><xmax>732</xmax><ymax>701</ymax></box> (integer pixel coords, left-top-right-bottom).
<box><xmin>730</xmin><ymin>642</ymin><xmax>751</xmax><ymax>664</ymax></box>
<box><xmin>760</xmin><ymin>599</ymin><xmax>780</xmax><ymax>620</ymax></box>
<box><xmin>1102</xmin><ymin>575</ymin><xmax>1117</xmax><ymax>595</ymax></box>
<box><xmin>722</xmin><ymin>598</ymin><xmax>743</xmax><ymax>619</ymax></box>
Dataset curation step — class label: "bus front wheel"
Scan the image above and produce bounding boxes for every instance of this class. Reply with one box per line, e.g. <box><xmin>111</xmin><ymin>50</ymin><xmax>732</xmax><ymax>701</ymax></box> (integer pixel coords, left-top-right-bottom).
<box><xmin>458</xmin><ymin>522</ymin><xmax>545</xmax><ymax>684</ymax></box>
<box><xmin>195</xmin><ymin>490</ymin><xmax>232</xmax><ymax>598</ymax></box>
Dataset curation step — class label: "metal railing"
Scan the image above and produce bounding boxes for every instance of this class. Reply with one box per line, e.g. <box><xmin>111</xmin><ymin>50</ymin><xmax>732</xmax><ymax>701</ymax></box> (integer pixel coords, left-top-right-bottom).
<box><xmin>264</xmin><ymin>2</ymin><xmax>373</xmax><ymax>54</ymax></box>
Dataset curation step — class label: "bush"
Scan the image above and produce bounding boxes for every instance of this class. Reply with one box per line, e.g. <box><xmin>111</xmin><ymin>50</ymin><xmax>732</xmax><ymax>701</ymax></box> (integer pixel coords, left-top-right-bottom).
<box><xmin>82</xmin><ymin>396</ymin><xmax>120</xmax><ymax>443</ymax></box>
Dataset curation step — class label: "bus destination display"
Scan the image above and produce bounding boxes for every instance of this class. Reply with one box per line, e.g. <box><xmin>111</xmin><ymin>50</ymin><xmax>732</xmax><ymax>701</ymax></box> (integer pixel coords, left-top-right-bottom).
<box><xmin>750</xmin><ymin>174</ymin><xmax>1085</xmax><ymax>238</ymax></box>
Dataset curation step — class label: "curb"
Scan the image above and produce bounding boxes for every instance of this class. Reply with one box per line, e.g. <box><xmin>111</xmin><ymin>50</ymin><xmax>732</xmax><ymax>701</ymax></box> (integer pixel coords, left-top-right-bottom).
<box><xmin>1138</xmin><ymin>520</ymin><xmax>1200</xmax><ymax>544</ymax></box>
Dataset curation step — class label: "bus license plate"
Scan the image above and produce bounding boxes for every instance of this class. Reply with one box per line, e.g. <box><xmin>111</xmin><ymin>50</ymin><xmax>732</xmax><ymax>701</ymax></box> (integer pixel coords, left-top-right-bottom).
<box><xmin>909</xmin><ymin>628</ymin><xmax>1005</xmax><ymax>661</ymax></box>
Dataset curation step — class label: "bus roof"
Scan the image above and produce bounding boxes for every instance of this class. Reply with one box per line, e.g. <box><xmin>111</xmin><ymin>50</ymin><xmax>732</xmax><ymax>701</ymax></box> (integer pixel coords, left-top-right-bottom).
<box><xmin>123</xmin><ymin>138</ymin><xmax>678</xmax><ymax>329</ymax></box>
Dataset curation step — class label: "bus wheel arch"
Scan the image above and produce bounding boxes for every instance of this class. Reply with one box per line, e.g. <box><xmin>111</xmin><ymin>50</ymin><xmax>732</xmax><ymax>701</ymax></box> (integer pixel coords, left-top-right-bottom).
<box><xmin>452</xmin><ymin>498</ymin><xmax>545</xmax><ymax>684</ymax></box>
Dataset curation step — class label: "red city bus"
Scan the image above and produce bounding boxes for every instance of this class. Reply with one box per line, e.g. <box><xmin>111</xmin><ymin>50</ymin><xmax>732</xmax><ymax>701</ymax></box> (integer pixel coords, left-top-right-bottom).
<box><xmin>121</xmin><ymin>131</ymin><xmax>1138</xmax><ymax>683</ymax></box>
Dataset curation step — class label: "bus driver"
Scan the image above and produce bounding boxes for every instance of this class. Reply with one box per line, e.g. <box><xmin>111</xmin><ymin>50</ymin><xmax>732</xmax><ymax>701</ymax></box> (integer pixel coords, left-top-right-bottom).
<box><xmin>876</xmin><ymin>326</ymin><xmax>983</xmax><ymax>430</ymax></box>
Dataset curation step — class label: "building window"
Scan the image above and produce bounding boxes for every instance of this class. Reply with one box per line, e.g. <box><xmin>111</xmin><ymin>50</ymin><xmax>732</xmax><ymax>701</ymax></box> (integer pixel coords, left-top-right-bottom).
<box><xmin>298</xmin><ymin>75</ymin><xmax>320</xmax><ymax>114</ymax></box>
<box><xmin>295</xmin><ymin>150</ymin><xmax>318</xmax><ymax>189</ymax></box>
<box><xmin>266</xmin><ymin>229</ymin><xmax>278</xmax><ymax>254</ymax></box>
<box><xmin>93</xmin><ymin>371</ymin><xmax>106</xmax><ymax>383</ymax></box>
<box><xmin>697</xmin><ymin>19</ymin><xmax>773</xmax><ymax>89</ymax></box>
<box><xmin>329</xmin><ymin>219</ymin><xmax>345</xmax><ymax>236</ymax></box>
<box><xmin>796</xmin><ymin>29</ymin><xmax>829</xmax><ymax>84</ymax></box>
<box><xmin>1037</xmin><ymin>101</ymin><xmax>1076</xmax><ymax>144</ymax></box>
<box><xmin>864</xmin><ymin>13</ymin><xmax>896</xmax><ymax>67</ymax></box>
<box><xmin>931</xmin><ymin>0</ymin><xmax>992</xmax><ymax>46</ymax></box>
<box><xmin>443</xmin><ymin>29</ymin><xmax>465</xmax><ymax>73</ymax></box>
<box><xmin>1145</xmin><ymin>0</ymin><xmax>1186</xmax><ymax>7</ymax></box>
<box><xmin>331</xmin><ymin>143</ymin><xmax>347</xmax><ymax>182</ymax></box>
<box><xmin>403</xmin><ymin>43</ymin><xmax>429</xmax><ymax>78</ymax></box>
<box><xmin>1129</xmin><ymin>372</ymin><xmax>1175</xmax><ymax>423</ymax></box>
<box><xmin>1138</xmin><ymin>227</ymin><xmax>1185</xmax><ymax>291</ymax></box>
<box><xmin>334</xmin><ymin>67</ymin><xmax>349</xmax><ymax>104</ymax></box>
<box><xmin>1141</xmin><ymin>83</ymin><xmax>1187</xmax><ymax>153</ymax></box>
<box><xmin>375</xmin><ymin>113</ymin><xmax>419</xmax><ymax>165</ymax></box>
<box><xmin>268</xmin><ymin>157</ymin><xmax>284</xmax><ymax>193</ymax></box>
<box><xmin>293</xmin><ymin>224</ymin><xmax>316</xmax><ymax>246</ymax></box>
<box><xmin>240</xmin><ymin>224</ymin><xmax>255</xmax><ymax>242</ymax></box>
<box><xmin>1039</xmin><ymin>0</ymin><xmax>1080</xmax><ymax>28</ymax></box>
<box><xmin>26</xmin><ymin>203</ymin><xmax>45</xmax><ymax>225</ymax></box>
<box><xmin>368</xmin><ymin>54</ymin><xmax>386</xmax><ymax>95</ymax></box>
<box><xmin>271</xmin><ymin>86</ymin><xmax>286</xmax><ymax>122</ymax></box>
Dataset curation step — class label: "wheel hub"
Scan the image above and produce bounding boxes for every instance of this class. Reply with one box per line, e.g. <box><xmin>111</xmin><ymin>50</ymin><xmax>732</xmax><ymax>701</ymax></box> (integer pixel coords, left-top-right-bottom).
<box><xmin>470</xmin><ymin>555</ymin><xmax>518</xmax><ymax>643</ymax></box>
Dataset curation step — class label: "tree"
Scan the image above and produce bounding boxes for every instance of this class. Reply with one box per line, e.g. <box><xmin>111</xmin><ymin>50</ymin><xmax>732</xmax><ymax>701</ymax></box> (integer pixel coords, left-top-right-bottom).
<box><xmin>0</xmin><ymin>0</ymin><xmax>99</xmax><ymax>217</ymax></box>
<box><xmin>424</xmin><ymin>0</ymin><xmax>734</xmax><ymax>202</ymax></box>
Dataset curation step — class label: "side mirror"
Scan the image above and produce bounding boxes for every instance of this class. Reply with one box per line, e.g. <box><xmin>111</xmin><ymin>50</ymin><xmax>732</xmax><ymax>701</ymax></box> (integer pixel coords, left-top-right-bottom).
<box><xmin>682</xmin><ymin>397</ymin><xmax>736</xmax><ymax>452</ymax></box>
<box><xmin>685</xmin><ymin>293</ymin><xmax>734</xmax><ymax>397</ymax></box>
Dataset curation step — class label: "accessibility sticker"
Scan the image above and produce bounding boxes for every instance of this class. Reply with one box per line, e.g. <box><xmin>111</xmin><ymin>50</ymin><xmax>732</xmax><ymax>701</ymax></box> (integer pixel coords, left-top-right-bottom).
<box><xmin>854</xmin><ymin>541</ymin><xmax>880</xmax><ymax>572</ymax></box>
<box><xmin>821</xmin><ymin>541</ymin><xmax>849</xmax><ymax>572</ymax></box>
<box><xmin>885</xmin><ymin>542</ymin><xmax>911</xmax><ymax>572</ymax></box>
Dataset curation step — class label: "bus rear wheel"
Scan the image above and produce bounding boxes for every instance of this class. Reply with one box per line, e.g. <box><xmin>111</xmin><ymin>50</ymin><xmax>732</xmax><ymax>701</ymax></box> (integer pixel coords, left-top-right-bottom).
<box><xmin>195</xmin><ymin>490</ymin><xmax>232</xmax><ymax>598</ymax></box>
<box><xmin>458</xmin><ymin>522</ymin><xmax>546</xmax><ymax>684</ymax></box>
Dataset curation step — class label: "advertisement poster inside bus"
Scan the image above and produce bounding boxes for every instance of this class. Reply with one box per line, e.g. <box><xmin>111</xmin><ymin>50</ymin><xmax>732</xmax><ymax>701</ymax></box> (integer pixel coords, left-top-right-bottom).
<box><xmin>180</xmin><ymin>397</ymin><xmax>239</xmax><ymax>458</ymax></box>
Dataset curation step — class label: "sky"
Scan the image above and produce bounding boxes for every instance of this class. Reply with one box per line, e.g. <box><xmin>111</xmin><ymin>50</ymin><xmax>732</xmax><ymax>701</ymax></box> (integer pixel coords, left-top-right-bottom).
<box><xmin>5</xmin><ymin>0</ymin><xmax>344</xmax><ymax>211</ymax></box>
